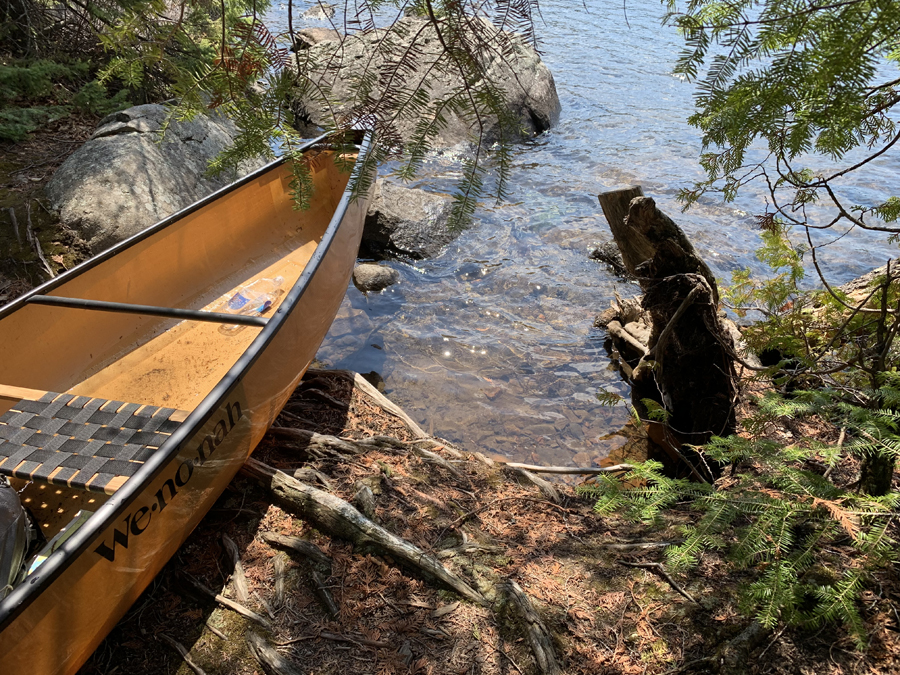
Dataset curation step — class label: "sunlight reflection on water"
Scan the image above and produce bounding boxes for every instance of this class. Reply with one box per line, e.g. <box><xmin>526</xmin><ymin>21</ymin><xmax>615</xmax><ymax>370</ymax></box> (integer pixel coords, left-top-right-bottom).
<box><xmin>269</xmin><ymin>0</ymin><xmax>900</xmax><ymax>465</ymax></box>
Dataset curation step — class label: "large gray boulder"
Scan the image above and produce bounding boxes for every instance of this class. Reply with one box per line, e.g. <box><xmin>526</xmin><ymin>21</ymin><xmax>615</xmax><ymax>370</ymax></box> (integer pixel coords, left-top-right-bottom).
<box><xmin>46</xmin><ymin>104</ymin><xmax>265</xmax><ymax>253</ymax></box>
<box><xmin>362</xmin><ymin>179</ymin><xmax>458</xmax><ymax>259</ymax></box>
<box><xmin>293</xmin><ymin>16</ymin><xmax>560</xmax><ymax>148</ymax></box>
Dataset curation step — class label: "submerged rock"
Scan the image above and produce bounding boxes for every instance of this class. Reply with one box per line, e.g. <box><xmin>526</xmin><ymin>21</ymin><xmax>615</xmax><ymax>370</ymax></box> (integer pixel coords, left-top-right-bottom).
<box><xmin>362</xmin><ymin>179</ymin><xmax>457</xmax><ymax>259</ymax></box>
<box><xmin>353</xmin><ymin>263</ymin><xmax>400</xmax><ymax>292</ymax></box>
<box><xmin>292</xmin><ymin>16</ymin><xmax>561</xmax><ymax>148</ymax></box>
<box><xmin>46</xmin><ymin>104</ymin><xmax>265</xmax><ymax>253</ymax></box>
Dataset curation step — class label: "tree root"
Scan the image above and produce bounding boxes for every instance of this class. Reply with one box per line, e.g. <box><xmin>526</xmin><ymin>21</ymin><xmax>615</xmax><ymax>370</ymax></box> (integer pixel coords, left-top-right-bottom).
<box><xmin>182</xmin><ymin>574</ymin><xmax>271</xmax><ymax>630</ymax></box>
<box><xmin>221</xmin><ymin>533</ymin><xmax>249</xmax><ymax>604</ymax></box>
<box><xmin>504</xmin><ymin>466</ymin><xmax>561</xmax><ymax>503</ymax></box>
<box><xmin>305</xmin><ymin>368</ymin><xmax>429</xmax><ymax>439</ymax></box>
<box><xmin>160</xmin><ymin>634</ymin><xmax>207</xmax><ymax>675</ymax></box>
<box><xmin>246</xmin><ymin>631</ymin><xmax>303</xmax><ymax>675</ymax></box>
<box><xmin>502</xmin><ymin>462</ymin><xmax>635</xmax><ymax>475</ymax></box>
<box><xmin>242</xmin><ymin>458</ymin><xmax>487</xmax><ymax>606</ymax></box>
<box><xmin>618</xmin><ymin>561</ymin><xmax>697</xmax><ymax>603</ymax></box>
<box><xmin>498</xmin><ymin>580</ymin><xmax>562</xmax><ymax>675</ymax></box>
<box><xmin>273</xmin><ymin>553</ymin><xmax>287</xmax><ymax>608</ymax></box>
<box><xmin>261</xmin><ymin>532</ymin><xmax>338</xmax><ymax>617</ymax></box>
<box><xmin>261</xmin><ymin>532</ymin><xmax>332</xmax><ymax>570</ymax></box>
<box><xmin>310</xmin><ymin>569</ymin><xmax>340</xmax><ymax>618</ymax></box>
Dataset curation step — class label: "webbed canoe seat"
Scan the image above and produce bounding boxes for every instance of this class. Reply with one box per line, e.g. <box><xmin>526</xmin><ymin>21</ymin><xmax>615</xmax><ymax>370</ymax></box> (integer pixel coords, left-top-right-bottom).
<box><xmin>0</xmin><ymin>390</ymin><xmax>186</xmax><ymax>495</ymax></box>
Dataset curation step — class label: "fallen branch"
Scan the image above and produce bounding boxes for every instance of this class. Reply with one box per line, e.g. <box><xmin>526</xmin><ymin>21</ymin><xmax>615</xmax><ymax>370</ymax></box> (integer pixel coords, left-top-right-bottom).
<box><xmin>246</xmin><ymin>631</ymin><xmax>303</xmax><ymax>675</ymax></box>
<box><xmin>205</xmin><ymin>622</ymin><xmax>228</xmax><ymax>641</ymax></box>
<box><xmin>305</xmin><ymin>368</ymin><xmax>430</xmax><ymax>439</ymax></box>
<box><xmin>500</xmin><ymin>580</ymin><xmax>562</xmax><ymax>675</ymax></box>
<box><xmin>600</xmin><ymin>540</ymin><xmax>679</xmax><ymax>552</ymax></box>
<box><xmin>447</xmin><ymin>496</ymin><xmax>571</xmax><ymax>530</ymax></box>
<box><xmin>261</xmin><ymin>532</ymin><xmax>332</xmax><ymax>570</ymax></box>
<box><xmin>242</xmin><ymin>458</ymin><xmax>486</xmax><ymax>606</ymax></box>
<box><xmin>502</xmin><ymin>462</ymin><xmax>634</xmax><ymax>475</ymax></box>
<box><xmin>182</xmin><ymin>575</ymin><xmax>272</xmax><ymax>629</ymax></box>
<box><xmin>160</xmin><ymin>634</ymin><xmax>207</xmax><ymax>675</ymax></box>
<box><xmin>618</xmin><ymin>561</ymin><xmax>697</xmax><ymax>603</ymax></box>
<box><xmin>506</xmin><ymin>467</ymin><xmax>561</xmax><ymax>504</ymax></box>
<box><xmin>277</xmin><ymin>630</ymin><xmax>390</xmax><ymax>649</ymax></box>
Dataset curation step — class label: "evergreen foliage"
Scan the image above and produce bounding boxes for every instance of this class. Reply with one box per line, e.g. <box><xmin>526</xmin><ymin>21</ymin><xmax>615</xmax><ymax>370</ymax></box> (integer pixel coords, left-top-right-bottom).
<box><xmin>90</xmin><ymin>0</ymin><xmax>539</xmax><ymax>226</ymax></box>
<box><xmin>578</xmin><ymin>388</ymin><xmax>900</xmax><ymax>645</ymax></box>
<box><xmin>3</xmin><ymin>0</ymin><xmax>538</xmax><ymax>219</ymax></box>
<box><xmin>0</xmin><ymin>58</ymin><xmax>131</xmax><ymax>140</ymax></box>
<box><xmin>664</xmin><ymin>0</ymin><xmax>900</xmax><ymax>232</ymax></box>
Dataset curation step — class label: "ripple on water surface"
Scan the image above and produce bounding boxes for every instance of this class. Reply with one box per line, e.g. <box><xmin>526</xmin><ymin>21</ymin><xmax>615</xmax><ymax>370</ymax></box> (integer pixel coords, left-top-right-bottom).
<box><xmin>274</xmin><ymin>0</ymin><xmax>900</xmax><ymax>466</ymax></box>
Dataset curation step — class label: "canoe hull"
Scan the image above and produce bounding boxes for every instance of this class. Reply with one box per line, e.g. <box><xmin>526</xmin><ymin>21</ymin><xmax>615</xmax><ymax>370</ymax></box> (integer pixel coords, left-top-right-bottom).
<box><xmin>0</xmin><ymin>139</ymin><xmax>371</xmax><ymax>674</ymax></box>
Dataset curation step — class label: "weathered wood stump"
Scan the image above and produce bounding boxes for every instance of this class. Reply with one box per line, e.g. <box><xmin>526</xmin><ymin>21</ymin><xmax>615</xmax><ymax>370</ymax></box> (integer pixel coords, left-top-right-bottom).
<box><xmin>598</xmin><ymin>187</ymin><xmax>738</xmax><ymax>478</ymax></box>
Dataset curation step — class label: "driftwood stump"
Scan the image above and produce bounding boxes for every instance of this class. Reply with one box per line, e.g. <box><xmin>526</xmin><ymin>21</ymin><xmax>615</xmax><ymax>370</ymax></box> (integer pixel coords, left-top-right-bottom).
<box><xmin>598</xmin><ymin>188</ymin><xmax>738</xmax><ymax>476</ymax></box>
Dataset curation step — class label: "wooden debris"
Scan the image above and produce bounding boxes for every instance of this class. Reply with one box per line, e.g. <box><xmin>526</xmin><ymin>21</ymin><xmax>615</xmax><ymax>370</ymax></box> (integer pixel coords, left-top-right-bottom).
<box><xmin>311</xmin><ymin>569</ymin><xmax>340</xmax><ymax>618</ymax></box>
<box><xmin>273</xmin><ymin>553</ymin><xmax>288</xmax><ymax>608</ymax></box>
<box><xmin>160</xmin><ymin>634</ymin><xmax>207</xmax><ymax>675</ymax></box>
<box><xmin>352</xmin><ymin>483</ymin><xmax>377</xmax><ymax>519</ymax></box>
<box><xmin>600</xmin><ymin>540</ymin><xmax>678</xmax><ymax>552</ymax></box>
<box><xmin>500</xmin><ymin>580</ymin><xmax>562</xmax><ymax>675</ymax></box>
<box><xmin>260</xmin><ymin>532</ymin><xmax>332</xmax><ymax>570</ymax></box>
<box><xmin>254</xmin><ymin>590</ymin><xmax>276</xmax><ymax>620</ymax></box>
<box><xmin>221</xmin><ymin>533</ymin><xmax>249</xmax><ymax>604</ymax></box>
<box><xmin>502</xmin><ymin>462</ymin><xmax>634</xmax><ymax>475</ymax></box>
<box><xmin>246</xmin><ymin>631</ymin><xmax>303</xmax><ymax>675</ymax></box>
<box><xmin>293</xmin><ymin>466</ymin><xmax>334</xmax><ymax>490</ymax></box>
<box><xmin>278</xmin><ymin>630</ymin><xmax>390</xmax><ymax>649</ymax></box>
<box><xmin>598</xmin><ymin>188</ymin><xmax>738</xmax><ymax>472</ymax></box>
<box><xmin>205</xmin><ymin>621</ymin><xmax>228</xmax><ymax>641</ymax></box>
<box><xmin>182</xmin><ymin>575</ymin><xmax>272</xmax><ymax>630</ymax></box>
<box><xmin>506</xmin><ymin>467</ymin><xmax>561</xmax><ymax>504</ymax></box>
<box><xmin>242</xmin><ymin>458</ymin><xmax>487</xmax><ymax>606</ymax></box>
<box><xmin>432</xmin><ymin>601</ymin><xmax>459</xmax><ymax>618</ymax></box>
<box><xmin>618</xmin><ymin>561</ymin><xmax>697</xmax><ymax>603</ymax></box>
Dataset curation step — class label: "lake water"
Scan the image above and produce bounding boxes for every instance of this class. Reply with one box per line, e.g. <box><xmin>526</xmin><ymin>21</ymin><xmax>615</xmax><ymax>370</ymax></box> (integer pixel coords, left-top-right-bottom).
<box><xmin>270</xmin><ymin>0</ymin><xmax>899</xmax><ymax>466</ymax></box>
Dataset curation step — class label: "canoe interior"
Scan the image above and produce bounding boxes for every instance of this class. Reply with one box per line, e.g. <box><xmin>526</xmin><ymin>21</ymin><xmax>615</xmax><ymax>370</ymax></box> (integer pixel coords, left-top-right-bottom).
<box><xmin>0</xmin><ymin>150</ymin><xmax>353</xmax><ymax>538</ymax></box>
<box><xmin>0</xmin><ymin>150</ymin><xmax>350</xmax><ymax>416</ymax></box>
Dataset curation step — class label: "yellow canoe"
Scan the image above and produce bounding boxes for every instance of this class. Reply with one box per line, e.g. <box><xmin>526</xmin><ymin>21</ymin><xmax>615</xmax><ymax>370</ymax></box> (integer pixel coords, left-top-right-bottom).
<box><xmin>0</xmin><ymin>134</ymin><xmax>373</xmax><ymax>674</ymax></box>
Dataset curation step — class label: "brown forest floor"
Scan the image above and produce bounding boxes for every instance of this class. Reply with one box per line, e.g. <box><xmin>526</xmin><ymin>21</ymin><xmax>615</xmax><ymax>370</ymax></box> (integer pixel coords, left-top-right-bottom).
<box><xmin>0</xmin><ymin>114</ymin><xmax>96</xmax><ymax>301</ymax></box>
<box><xmin>3</xmin><ymin>116</ymin><xmax>899</xmax><ymax>675</ymax></box>
<box><xmin>74</xmin><ymin>370</ymin><xmax>900</xmax><ymax>675</ymax></box>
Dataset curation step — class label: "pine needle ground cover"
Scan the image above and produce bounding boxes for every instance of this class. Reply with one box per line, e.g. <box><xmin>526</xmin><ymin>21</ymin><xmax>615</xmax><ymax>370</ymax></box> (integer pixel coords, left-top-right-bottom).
<box><xmin>75</xmin><ymin>372</ymin><xmax>900</xmax><ymax>675</ymax></box>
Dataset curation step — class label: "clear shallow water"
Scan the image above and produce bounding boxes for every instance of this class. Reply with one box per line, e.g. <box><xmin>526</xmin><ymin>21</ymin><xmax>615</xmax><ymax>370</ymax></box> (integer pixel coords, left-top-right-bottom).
<box><xmin>271</xmin><ymin>0</ymin><xmax>900</xmax><ymax>465</ymax></box>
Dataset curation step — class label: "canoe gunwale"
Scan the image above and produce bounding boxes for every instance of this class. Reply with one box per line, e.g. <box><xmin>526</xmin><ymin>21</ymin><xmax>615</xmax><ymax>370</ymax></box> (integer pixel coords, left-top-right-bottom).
<box><xmin>0</xmin><ymin>131</ymin><xmax>373</xmax><ymax>632</ymax></box>
<box><xmin>0</xmin><ymin>132</ymin><xmax>330</xmax><ymax>323</ymax></box>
